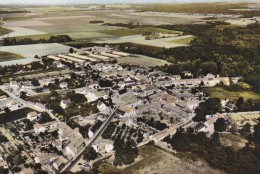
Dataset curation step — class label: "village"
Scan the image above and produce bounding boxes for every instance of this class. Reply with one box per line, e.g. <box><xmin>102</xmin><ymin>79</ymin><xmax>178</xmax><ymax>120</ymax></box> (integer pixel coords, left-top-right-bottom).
<box><xmin>0</xmin><ymin>45</ymin><xmax>253</xmax><ymax>174</ymax></box>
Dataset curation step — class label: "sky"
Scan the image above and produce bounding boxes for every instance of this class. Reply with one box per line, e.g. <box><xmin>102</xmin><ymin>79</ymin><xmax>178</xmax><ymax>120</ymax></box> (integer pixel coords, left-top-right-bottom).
<box><xmin>0</xmin><ymin>0</ymin><xmax>259</xmax><ymax>5</ymax></box>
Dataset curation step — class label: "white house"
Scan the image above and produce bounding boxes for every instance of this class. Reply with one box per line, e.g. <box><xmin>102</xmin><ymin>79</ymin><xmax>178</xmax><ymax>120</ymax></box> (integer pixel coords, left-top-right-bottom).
<box><xmin>60</xmin><ymin>82</ymin><xmax>68</xmax><ymax>89</ymax></box>
<box><xmin>105</xmin><ymin>144</ymin><xmax>114</xmax><ymax>153</ymax></box>
<box><xmin>97</xmin><ymin>102</ymin><xmax>108</xmax><ymax>112</ymax></box>
<box><xmin>60</xmin><ymin>99</ymin><xmax>71</xmax><ymax>109</ymax></box>
<box><xmin>27</xmin><ymin>111</ymin><xmax>39</xmax><ymax>121</ymax></box>
<box><xmin>34</xmin><ymin>123</ymin><xmax>46</xmax><ymax>134</ymax></box>
<box><xmin>65</xmin><ymin>138</ymin><xmax>85</xmax><ymax>157</ymax></box>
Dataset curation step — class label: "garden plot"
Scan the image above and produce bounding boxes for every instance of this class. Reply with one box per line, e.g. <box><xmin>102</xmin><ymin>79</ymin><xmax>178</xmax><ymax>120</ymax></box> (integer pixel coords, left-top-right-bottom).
<box><xmin>95</xmin><ymin>35</ymin><xmax>193</xmax><ymax>48</ymax></box>
<box><xmin>0</xmin><ymin>26</ymin><xmax>47</xmax><ymax>39</ymax></box>
<box><xmin>0</xmin><ymin>43</ymin><xmax>73</xmax><ymax>58</ymax></box>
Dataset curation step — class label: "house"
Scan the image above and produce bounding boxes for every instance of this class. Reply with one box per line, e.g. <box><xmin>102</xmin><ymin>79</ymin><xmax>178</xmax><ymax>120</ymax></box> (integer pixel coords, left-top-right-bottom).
<box><xmin>85</xmin><ymin>92</ymin><xmax>98</xmax><ymax>103</ymax></box>
<box><xmin>34</xmin><ymin>123</ymin><xmax>46</xmax><ymax>134</ymax></box>
<box><xmin>27</xmin><ymin>111</ymin><xmax>39</xmax><ymax>121</ymax></box>
<box><xmin>160</xmin><ymin>93</ymin><xmax>177</xmax><ymax>105</ymax></box>
<box><xmin>60</xmin><ymin>99</ymin><xmax>71</xmax><ymax>109</ymax></box>
<box><xmin>65</xmin><ymin>138</ymin><xmax>85</xmax><ymax>157</ymax></box>
<box><xmin>117</xmin><ymin>106</ymin><xmax>136</xmax><ymax>118</ymax></box>
<box><xmin>10</xmin><ymin>81</ymin><xmax>19</xmax><ymax>88</ymax></box>
<box><xmin>105</xmin><ymin>144</ymin><xmax>114</xmax><ymax>153</ymax></box>
<box><xmin>52</xmin><ymin>157</ymin><xmax>67</xmax><ymax>171</ymax></box>
<box><xmin>60</xmin><ymin>82</ymin><xmax>68</xmax><ymax>89</ymax></box>
<box><xmin>52</xmin><ymin>139</ymin><xmax>62</xmax><ymax>150</ymax></box>
<box><xmin>175</xmin><ymin>100</ymin><xmax>187</xmax><ymax>108</ymax></box>
<box><xmin>97</xmin><ymin>101</ymin><xmax>108</xmax><ymax>112</ymax></box>
<box><xmin>34</xmin><ymin>153</ymin><xmax>58</xmax><ymax>165</ymax></box>
<box><xmin>21</xmin><ymin>81</ymin><xmax>32</xmax><ymax>89</ymax></box>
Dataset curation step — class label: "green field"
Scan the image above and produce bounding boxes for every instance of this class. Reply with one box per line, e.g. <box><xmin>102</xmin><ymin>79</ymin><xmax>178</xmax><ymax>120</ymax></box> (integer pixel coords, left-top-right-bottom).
<box><xmin>167</xmin><ymin>36</ymin><xmax>196</xmax><ymax>45</ymax></box>
<box><xmin>202</xmin><ymin>87</ymin><xmax>260</xmax><ymax>101</ymax></box>
<box><xmin>0</xmin><ymin>51</ymin><xmax>24</xmax><ymax>62</ymax></box>
<box><xmin>99</xmin><ymin>27</ymin><xmax>182</xmax><ymax>37</ymax></box>
<box><xmin>10</xmin><ymin>34</ymin><xmax>53</xmax><ymax>40</ymax></box>
<box><xmin>117</xmin><ymin>55</ymin><xmax>170</xmax><ymax>67</ymax></box>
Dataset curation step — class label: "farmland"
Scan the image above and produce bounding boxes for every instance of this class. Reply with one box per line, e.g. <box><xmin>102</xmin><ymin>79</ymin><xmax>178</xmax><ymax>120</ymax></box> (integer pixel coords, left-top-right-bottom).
<box><xmin>95</xmin><ymin>35</ymin><xmax>193</xmax><ymax>48</ymax></box>
<box><xmin>0</xmin><ymin>43</ymin><xmax>73</xmax><ymax>58</ymax></box>
<box><xmin>201</xmin><ymin>87</ymin><xmax>260</xmax><ymax>102</ymax></box>
<box><xmin>99</xmin><ymin>27</ymin><xmax>182</xmax><ymax>37</ymax></box>
<box><xmin>123</xmin><ymin>145</ymin><xmax>223</xmax><ymax>174</ymax></box>
<box><xmin>167</xmin><ymin>35</ymin><xmax>196</xmax><ymax>45</ymax></box>
<box><xmin>117</xmin><ymin>54</ymin><xmax>170</xmax><ymax>67</ymax></box>
<box><xmin>0</xmin><ymin>51</ymin><xmax>24</xmax><ymax>62</ymax></box>
<box><xmin>226</xmin><ymin>112</ymin><xmax>260</xmax><ymax>128</ymax></box>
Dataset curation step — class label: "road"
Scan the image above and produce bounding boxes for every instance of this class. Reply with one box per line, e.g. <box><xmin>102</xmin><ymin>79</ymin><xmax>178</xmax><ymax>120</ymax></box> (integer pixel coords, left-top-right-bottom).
<box><xmin>0</xmin><ymin>86</ymin><xmax>60</xmax><ymax>122</ymax></box>
<box><xmin>1</xmin><ymin>85</ymin><xmax>119</xmax><ymax>172</ymax></box>
<box><xmin>60</xmin><ymin>105</ymin><xmax>119</xmax><ymax>173</ymax></box>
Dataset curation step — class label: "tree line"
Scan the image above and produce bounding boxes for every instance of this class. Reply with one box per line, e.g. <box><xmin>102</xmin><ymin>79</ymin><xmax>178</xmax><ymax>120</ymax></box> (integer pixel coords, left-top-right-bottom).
<box><xmin>3</xmin><ymin>35</ymin><xmax>72</xmax><ymax>46</ymax></box>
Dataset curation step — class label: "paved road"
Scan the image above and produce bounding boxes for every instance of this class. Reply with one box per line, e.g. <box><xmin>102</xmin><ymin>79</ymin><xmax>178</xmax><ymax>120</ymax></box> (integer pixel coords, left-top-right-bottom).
<box><xmin>1</xmin><ymin>85</ymin><xmax>119</xmax><ymax>172</ymax></box>
<box><xmin>60</xmin><ymin>105</ymin><xmax>119</xmax><ymax>173</ymax></box>
<box><xmin>0</xmin><ymin>86</ymin><xmax>60</xmax><ymax>122</ymax></box>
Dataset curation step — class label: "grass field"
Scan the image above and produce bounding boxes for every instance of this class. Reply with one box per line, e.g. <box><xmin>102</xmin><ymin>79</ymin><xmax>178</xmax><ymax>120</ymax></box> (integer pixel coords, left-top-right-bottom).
<box><xmin>117</xmin><ymin>55</ymin><xmax>170</xmax><ymax>67</ymax></box>
<box><xmin>0</xmin><ymin>51</ymin><xmax>24</xmax><ymax>62</ymax></box>
<box><xmin>9</xmin><ymin>33</ymin><xmax>53</xmax><ymax>40</ymax></box>
<box><xmin>227</xmin><ymin>112</ymin><xmax>260</xmax><ymax>128</ymax></box>
<box><xmin>219</xmin><ymin>133</ymin><xmax>247</xmax><ymax>150</ymax></box>
<box><xmin>100</xmin><ymin>27</ymin><xmax>182</xmax><ymax>37</ymax></box>
<box><xmin>202</xmin><ymin>87</ymin><xmax>260</xmax><ymax>101</ymax></box>
<box><xmin>124</xmin><ymin>145</ymin><xmax>223</xmax><ymax>174</ymax></box>
<box><xmin>167</xmin><ymin>36</ymin><xmax>196</xmax><ymax>45</ymax></box>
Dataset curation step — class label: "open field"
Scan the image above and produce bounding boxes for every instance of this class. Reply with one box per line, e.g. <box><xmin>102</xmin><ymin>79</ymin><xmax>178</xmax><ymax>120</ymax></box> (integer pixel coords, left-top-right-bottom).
<box><xmin>219</xmin><ymin>133</ymin><xmax>247</xmax><ymax>150</ymax></box>
<box><xmin>167</xmin><ymin>36</ymin><xmax>196</xmax><ymax>45</ymax></box>
<box><xmin>0</xmin><ymin>51</ymin><xmax>24</xmax><ymax>62</ymax></box>
<box><xmin>117</xmin><ymin>55</ymin><xmax>170</xmax><ymax>67</ymax></box>
<box><xmin>95</xmin><ymin>35</ymin><xmax>193</xmax><ymax>48</ymax></box>
<box><xmin>0</xmin><ymin>43</ymin><xmax>73</xmax><ymax>58</ymax></box>
<box><xmin>0</xmin><ymin>26</ymin><xmax>47</xmax><ymax>39</ymax></box>
<box><xmin>226</xmin><ymin>112</ymin><xmax>260</xmax><ymax>128</ymax></box>
<box><xmin>27</xmin><ymin>24</ymin><xmax>123</xmax><ymax>34</ymax></box>
<box><xmin>124</xmin><ymin>145</ymin><xmax>224</xmax><ymax>174</ymax></box>
<box><xmin>202</xmin><ymin>87</ymin><xmax>260</xmax><ymax>101</ymax></box>
<box><xmin>99</xmin><ymin>27</ymin><xmax>182</xmax><ymax>37</ymax></box>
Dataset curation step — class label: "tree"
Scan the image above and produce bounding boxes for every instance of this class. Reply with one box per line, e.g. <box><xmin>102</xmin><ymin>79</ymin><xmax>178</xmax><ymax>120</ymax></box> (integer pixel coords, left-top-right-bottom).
<box><xmin>50</xmin><ymin>90</ymin><xmax>59</xmax><ymax>98</ymax></box>
<box><xmin>31</xmin><ymin>78</ymin><xmax>40</xmax><ymax>86</ymax></box>
<box><xmin>69</xmin><ymin>48</ymin><xmax>74</xmax><ymax>53</ymax></box>
<box><xmin>193</xmin><ymin>98</ymin><xmax>222</xmax><ymax>122</ymax></box>
<box><xmin>0</xmin><ymin>167</ymin><xmax>8</xmax><ymax>174</ymax></box>
<box><xmin>13</xmin><ymin>154</ymin><xmax>25</xmax><ymax>165</ymax></box>
<box><xmin>38</xmin><ymin>112</ymin><xmax>53</xmax><ymax>124</ymax></box>
<box><xmin>253</xmin><ymin>120</ymin><xmax>260</xmax><ymax>159</ymax></box>
<box><xmin>83</xmin><ymin>147</ymin><xmax>98</xmax><ymax>161</ymax></box>
<box><xmin>239</xmin><ymin>123</ymin><xmax>252</xmax><ymax>139</ymax></box>
<box><xmin>201</xmin><ymin>61</ymin><xmax>218</xmax><ymax>75</ymax></box>
<box><xmin>214</xmin><ymin>118</ymin><xmax>227</xmax><ymax>132</ymax></box>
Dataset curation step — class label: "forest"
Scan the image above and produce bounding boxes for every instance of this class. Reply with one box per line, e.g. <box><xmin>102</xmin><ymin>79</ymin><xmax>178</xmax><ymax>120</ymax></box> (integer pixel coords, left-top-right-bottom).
<box><xmin>114</xmin><ymin>22</ymin><xmax>260</xmax><ymax>94</ymax></box>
